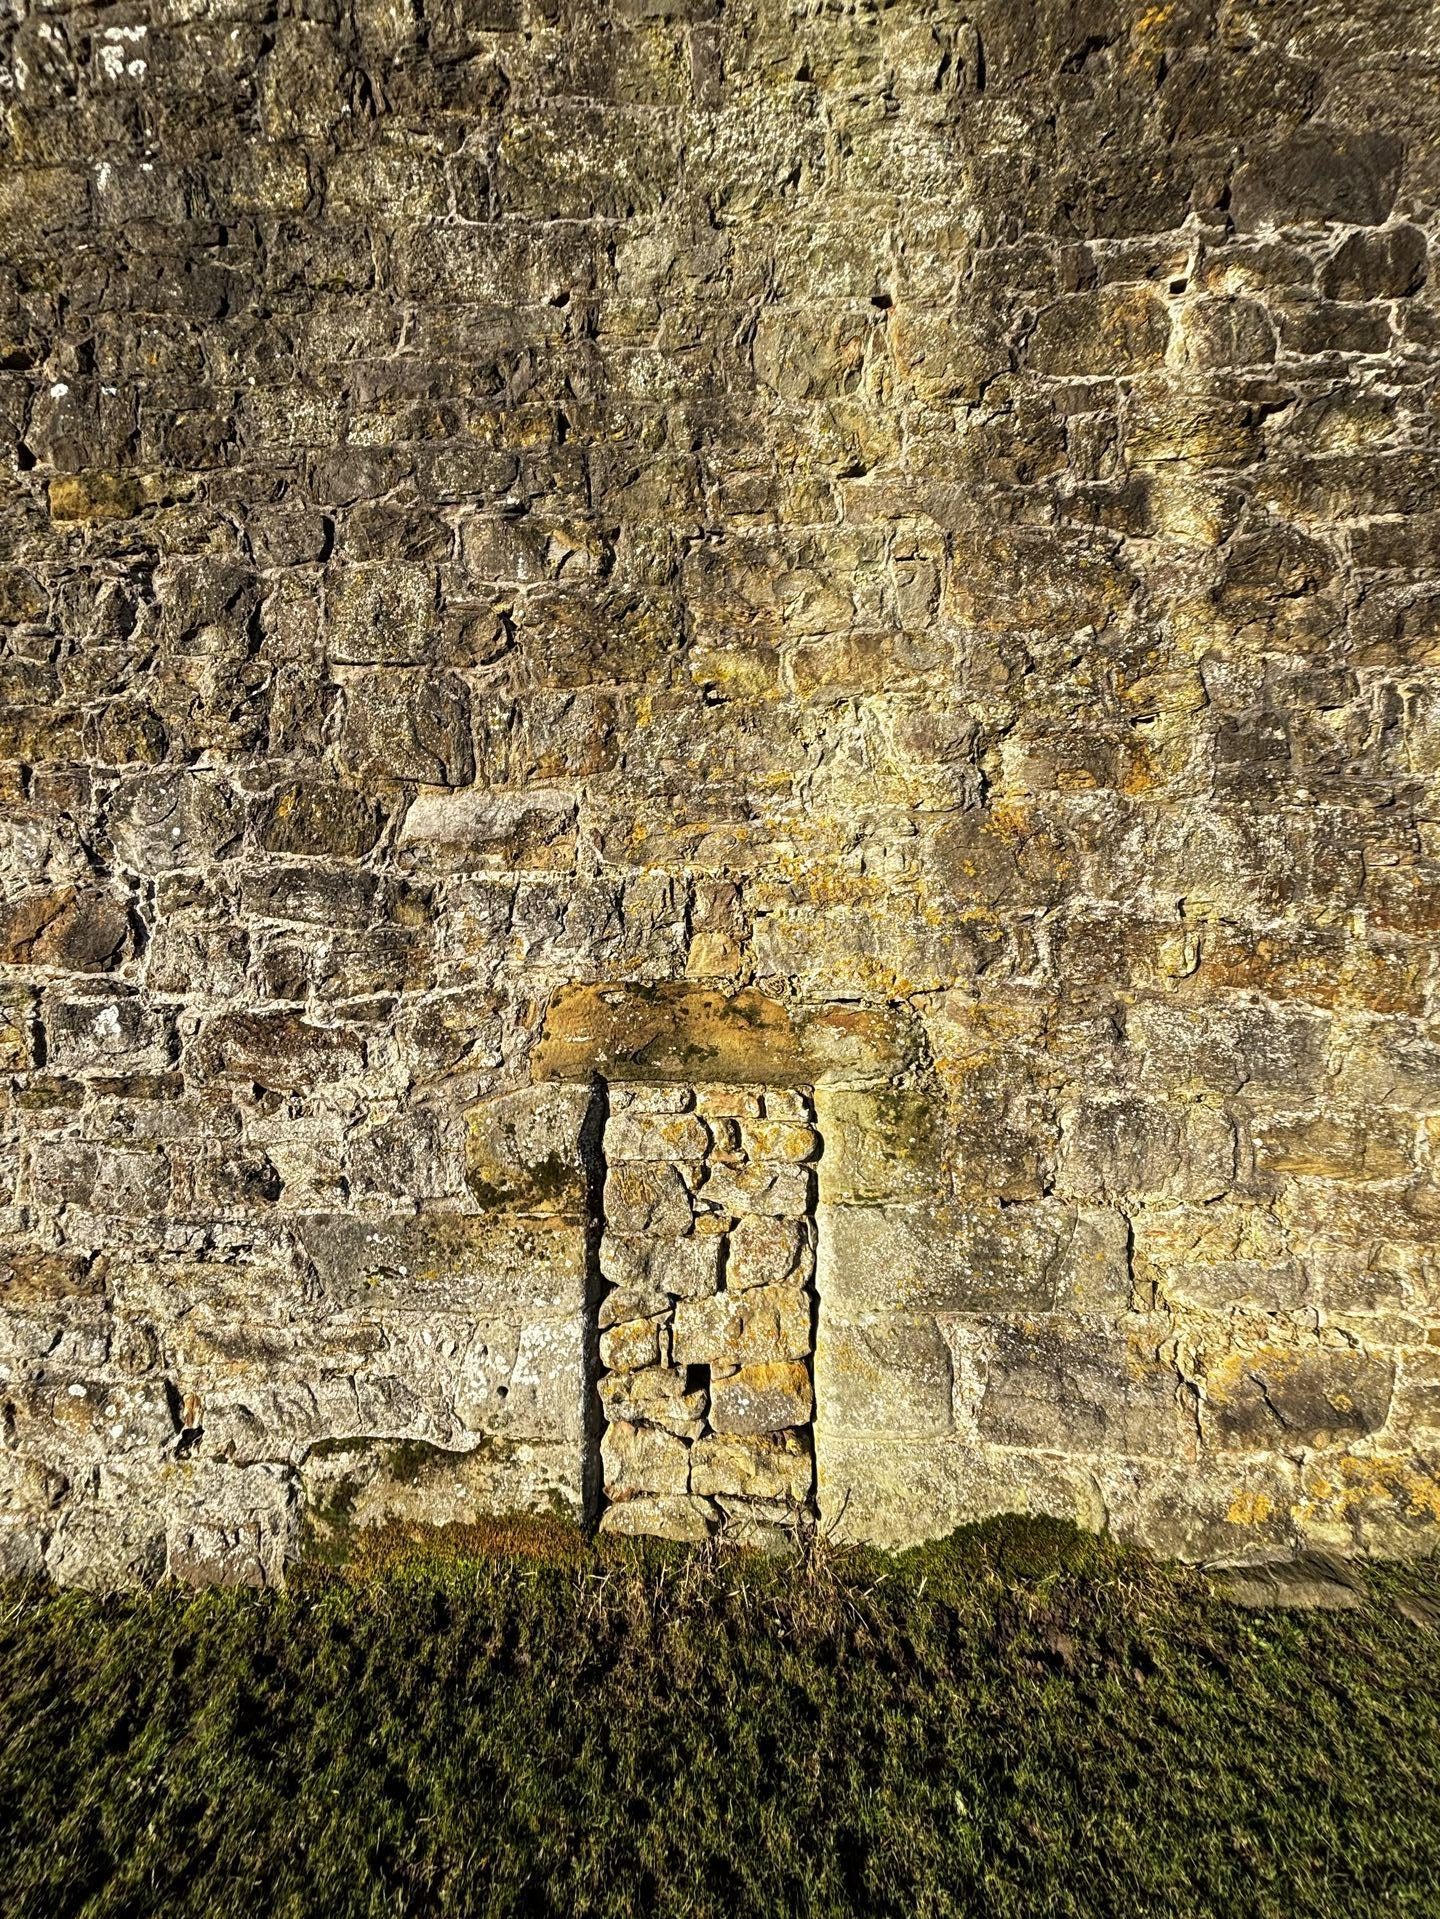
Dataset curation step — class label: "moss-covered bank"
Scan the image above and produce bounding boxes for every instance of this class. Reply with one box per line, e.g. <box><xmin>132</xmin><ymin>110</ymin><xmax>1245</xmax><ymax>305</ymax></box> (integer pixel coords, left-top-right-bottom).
<box><xmin>1</xmin><ymin>1519</ymin><xmax>1438</xmax><ymax>1919</ymax></box>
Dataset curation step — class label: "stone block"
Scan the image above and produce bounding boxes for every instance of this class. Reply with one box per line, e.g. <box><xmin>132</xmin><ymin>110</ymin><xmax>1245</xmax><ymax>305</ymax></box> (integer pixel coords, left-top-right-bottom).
<box><xmin>814</xmin><ymin>1434</ymin><xmax>1106</xmax><ymax>1550</ymax></box>
<box><xmin>0</xmin><ymin>989</ymin><xmax>36</xmax><ymax>1073</ymax></box>
<box><xmin>8</xmin><ymin>1376</ymin><xmax>178</xmax><ymax>1468</ymax></box>
<box><xmin>698</xmin><ymin>1161</ymin><xmax>810</xmax><ymax>1220</ymax></box>
<box><xmin>45</xmin><ymin>993</ymin><xmax>172</xmax><ymax>1075</ymax></box>
<box><xmin>604</xmin><ymin>1109</ymin><xmax>710</xmax><ymax>1162</ymax></box>
<box><xmin>1027</xmin><ymin>286</ymin><xmax>1171</xmax><ymax>376</ymax></box>
<box><xmin>817</xmin><ymin>1089</ymin><xmax>940</xmax><ymax>1205</ymax></box>
<box><xmin>973</xmin><ymin>1324</ymin><xmax>1183</xmax><ymax>1459</ymax></box>
<box><xmin>690</xmin><ymin>1430</ymin><xmax>810</xmax><ymax>1504</ymax></box>
<box><xmin>602</xmin><ymin>1421</ymin><xmax>690</xmax><ymax>1498</ymax></box>
<box><xmin>196</xmin><ymin>1012</ymin><xmax>365</xmax><ymax>1091</ymax></box>
<box><xmin>398</xmin><ymin>790</ymin><xmax>578</xmax><ymax>873</ymax></box>
<box><xmin>464</xmin><ymin>1084</ymin><xmax>592</xmax><ymax>1214</ymax></box>
<box><xmin>727</xmin><ymin>1216</ymin><xmax>811</xmax><ymax>1291</ymax></box>
<box><xmin>598</xmin><ymin>1494</ymin><xmax>718</xmax><ymax>1542</ymax></box>
<box><xmin>650</xmin><ymin>1231</ymin><xmax>725</xmax><ymax>1298</ymax></box>
<box><xmin>0</xmin><ymin>887</ymin><xmax>131</xmax><ymax>972</ymax></box>
<box><xmin>604</xmin><ymin>1161</ymin><xmax>693</xmax><ymax>1237</ymax></box>
<box><xmin>737</xmin><ymin>1118</ymin><xmax>820</xmax><ymax>1165</ymax></box>
<box><xmin>249</xmin><ymin>781</ymin><xmax>384</xmax><ymax>859</ymax></box>
<box><xmin>164</xmin><ymin>1464</ymin><xmax>296</xmax><ymax>1588</ymax></box>
<box><xmin>107</xmin><ymin>773</ymin><xmax>243</xmax><ymax>876</ymax></box>
<box><xmin>599</xmin><ymin>1230</ymin><xmax>722</xmax><ymax>1299</ymax></box>
<box><xmin>1231</xmin><ymin>129</ymin><xmax>1402</xmax><ymax>229</ymax></box>
<box><xmin>816</xmin><ymin>1200</ymin><xmax>1129</xmax><ymax>1316</ymax></box>
<box><xmin>339</xmin><ymin>670</ymin><xmax>474</xmax><ymax>786</ymax></box>
<box><xmin>599</xmin><ymin>1366</ymin><xmax>708</xmax><ymax>1440</ymax></box>
<box><xmin>532</xmin><ymin>983</ymin><xmax>910</xmax><ymax>1088</ymax></box>
<box><xmin>599</xmin><ymin>1284</ymin><xmax>671</xmax><ymax>1330</ymax></box>
<box><xmin>815</xmin><ymin>1314</ymin><xmax>952</xmax><ymax>1436</ymax></box>
<box><xmin>326</xmin><ymin>563</ymin><xmax>437</xmax><ymax>664</ymax></box>
<box><xmin>709</xmin><ymin>1360</ymin><xmax>812</xmax><ymax>1436</ymax></box>
<box><xmin>672</xmin><ymin>1285</ymin><xmax>810</xmax><ymax>1369</ymax></box>
<box><xmin>1320</xmin><ymin>224</ymin><xmax>1428</xmax><ymax>300</ymax></box>
<box><xmin>599</xmin><ymin>1315</ymin><xmax>664</xmax><ymax>1372</ymax></box>
<box><xmin>295</xmin><ymin>1211</ymin><xmax>586</xmax><ymax>1314</ymax></box>
<box><xmin>1056</xmin><ymin>1098</ymin><xmax>1234</xmax><ymax>1206</ymax></box>
<box><xmin>44</xmin><ymin>1499</ymin><xmax>168</xmax><ymax>1590</ymax></box>
<box><xmin>1205</xmin><ymin>1347</ymin><xmax>1395</xmax><ymax>1452</ymax></box>
<box><xmin>301</xmin><ymin>1437</ymin><xmax>582</xmax><ymax>1548</ymax></box>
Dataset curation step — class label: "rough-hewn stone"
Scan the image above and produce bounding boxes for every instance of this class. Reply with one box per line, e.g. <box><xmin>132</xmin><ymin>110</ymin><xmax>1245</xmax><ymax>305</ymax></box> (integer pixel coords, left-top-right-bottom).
<box><xmin>2</xmin><ymin>0</ymin><xmax>1439</xmax><ymax>1581</ymax></box>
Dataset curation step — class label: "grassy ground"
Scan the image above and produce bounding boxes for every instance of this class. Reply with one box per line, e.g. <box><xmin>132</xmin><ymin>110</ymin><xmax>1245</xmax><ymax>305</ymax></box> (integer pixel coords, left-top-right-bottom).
<box><xmin>1</xmin><ymin>1517</ymin><xmax>1438</xmax><ymax>1919</ymax></box>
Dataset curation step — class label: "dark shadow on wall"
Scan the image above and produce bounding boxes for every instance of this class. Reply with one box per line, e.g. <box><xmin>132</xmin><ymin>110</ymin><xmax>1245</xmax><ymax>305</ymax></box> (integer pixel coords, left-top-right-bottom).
<box><xmin>578</xmin><ymin>1074</ymin><xmax>610</xmax><ymax>1530</ymax></box>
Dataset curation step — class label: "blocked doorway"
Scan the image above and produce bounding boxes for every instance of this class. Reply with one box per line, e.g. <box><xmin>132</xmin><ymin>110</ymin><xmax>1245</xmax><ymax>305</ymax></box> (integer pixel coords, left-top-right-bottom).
<box><xmin>593</xmin><ymin>1081</ymin><xmax>820</xmax><ymax>1543</ymax></box>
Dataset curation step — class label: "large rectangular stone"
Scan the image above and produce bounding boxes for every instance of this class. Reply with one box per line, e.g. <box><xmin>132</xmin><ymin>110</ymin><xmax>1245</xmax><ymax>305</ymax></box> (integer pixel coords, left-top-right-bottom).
<box><xmin>970</xmin><ymin>1321</ymin><xmax>1184</xmax><ymax>1459</ymax></box>
<box><xmin>464</xmin><ymin>1084</ymin><xmax>593</xmax><ymax>1214</ymax></box>
<box><xmin>814</xmin><ymin>1313</ymin><xmax>953</xmax><ymax>1437</ymax></box>
<box><xmin>817</xmin><ymin>1200</ymin><xmax>1130</xmax><ymax>1316</ymax></box>
<box><xmin>294</xmin><ymin>1212</ymin><xmax>586</xmax><ymax>1314</ymax></box>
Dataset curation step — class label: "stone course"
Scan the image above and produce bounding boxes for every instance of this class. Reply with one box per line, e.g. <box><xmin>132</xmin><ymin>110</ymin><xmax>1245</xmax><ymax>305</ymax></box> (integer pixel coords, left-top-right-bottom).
<box><xmin>1</xmin><ymin>0</ymin><xmax>1439</xmax><ymax>1581</ymax></box>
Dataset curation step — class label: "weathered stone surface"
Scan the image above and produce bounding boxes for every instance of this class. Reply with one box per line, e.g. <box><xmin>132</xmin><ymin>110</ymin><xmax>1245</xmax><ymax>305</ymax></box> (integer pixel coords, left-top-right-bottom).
<box><xmin>672</xmin><ymin>1286</ymin><xmax>810</xmax><ymax>1370</ymax></box>
<box><xmin>294</xmin><ymin>1212</ymin><xmax>586</xmax><ymax>1315</ymax></box>
<box><xmin>605</xmin><ymin>1110</ymin><xmax>711</xmax><ymax>1163</ymax></box>
<box><xmin>595</xmin><ymin>1081</ymin><xmax>818</xmax><ymax>1532</ymax></box>
<box><xmin>699</xmin><ymin>1162</ymin><xmax>811</xmax><ymax>1220</ymax></box>
<box><xmin>600</xmin><ymin>1231</ymin><xmax>723</xmax><ymax>1300</ymax></box>
<box><xmin>727</xmin><ymin>1216</ymin><xmax>812</xmax><ymax>1291</ymax></box>
<box><xmin>817</xmin><ymin>1201</ymin><xmax>1130</xmax><ymax>1317</ymax></box>
<box><xmin>0</xmin><ymin>888</ymin><xmax>130</xmax><ymax>972</ymax></box>
<box><xmin>1205</xmin><ymin>1349</ymin><xmax>1395</xmax><ymax>1452</ymax></box>
<box><xmin>302</xmin><ymin>1438</ymin><xmax>579</xmax><ymax>1553</ymax></box>
<box><xmin>604</xmin><ymin>1161</ymin><xmax>693</xmax><ymax>1237</ymax></box>
<box><xmin>1027</xmin><ymin>286</ymin><xmax>1171</xmax><ymax>377</ymax></box>
<box><xmin>601</xmin><ymin>1421</ymin><xmax>690</xmax><ymax>1499</ymax></box>
<box><xmin>690</xmin><ymin>1430</ymin><xmax>811</xmax><ymax>1505</ymax></box>
<box><xmin>599</xmin><ymin>1366</ymin><xmax>708</xmax><ymax>1441</ymax></box>
<box><xmin>816</xmin><ymin>1315</ymin><xmax>954</xmax><ymax>1437</ymax></box>
<box><xmin>338</xmin><ymin>672</ymin><xmax>474</xmax><ymax>787</ymax></box>
<box><xmin>598</xmin><ymin>1316</ymin><xmax>664</xmax><ymax>1374</ymax></box>
<box><xmin>532</xmin><ymin>986</ymin><xmax>908</xmax><ymax>1088</ymax></box>
<box><xmin>464</xmin><ymin>1084</ymin><xmax>592</xmax><ymax>1215</ymax></box>
<box><xmin>196</xmin><ymin>1013</ymin><xmax>365</xmax><ymax>1092</ymax></box>
<box><xmin>972</xmin><ymin>1326</ymin><xmax>1183</xmax><ymax>1460</ymax></box>
<box><xmin>1231</xmin><ymin>129</ymin><xmax>1402</xmax><ymax>229</ymax></box>
<box><xmin>4</xmin><ymin>0</ymin><xmax>1440</xmax><ymax>1581</ymax></box>
<box><xmin>598</xmin><ymin>1495</ymin><xmax>718</xmax><ymax>1543</ymax></box>
<box><xmin>709</xmin><ymin>1362</ymin><xmax>813</xmax><ymax>1437</ymax></box>
<box><xmin>398</xmin><ymin>791</ymin><xmax>578</xmax><ymax>874</ymax></box>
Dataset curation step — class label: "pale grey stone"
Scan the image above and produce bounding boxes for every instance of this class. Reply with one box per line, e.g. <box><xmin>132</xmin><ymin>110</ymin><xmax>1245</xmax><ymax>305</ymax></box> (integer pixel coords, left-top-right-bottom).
<box><xmin>814</xmin><ymin>1314</ymin><xmax>953</xmax><ymax>1437</ymax></box>
<box><xmin>602</xmin><ymin>1421</ymin><xmax>691</xmax><ymax>1498</ymax></box>
<box><xmin>599</xmin><ymin>1494</ymin><xmax>718</xmax><ymax>1542</ymax></box>
<box><xmin>672</xmin><ymin>1285</ymin><xmax>810</xmax><ymax>1369</ymax></box>
<box><xmin>691</xmin><ymin>1430</ymin><xmax>811</xmax><ymax>1503</ymax></box>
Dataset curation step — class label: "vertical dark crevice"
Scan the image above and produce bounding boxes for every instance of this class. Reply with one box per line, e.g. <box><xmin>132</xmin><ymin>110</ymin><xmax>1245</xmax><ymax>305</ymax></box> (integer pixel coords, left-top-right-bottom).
<box><xmin>802</xmin><ymin>1100</ymin><xmax>822</xmax><ymax>1528</ymax></box>
<box><xmin>578</xmin><ymin>1073</ymin><xmax>609</xmax><ymax>1530</ymax></box>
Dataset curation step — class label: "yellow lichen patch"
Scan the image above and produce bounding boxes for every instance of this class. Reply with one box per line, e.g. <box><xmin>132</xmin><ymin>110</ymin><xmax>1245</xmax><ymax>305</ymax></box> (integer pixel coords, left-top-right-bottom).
<box><xmin>1225</xmin><ymin>1488</ymin><xmax>1275</xmax><ymax>1526</ymax></box>
<box><xmin>1295</xmin><ymin>1454</ymin><xmax>1440</xmax><ymax>1529</ymax></box>
<box><xmin>48</xmin><ymin>472</ymin><xmax>144</xmax><ymax>521</ymax></box>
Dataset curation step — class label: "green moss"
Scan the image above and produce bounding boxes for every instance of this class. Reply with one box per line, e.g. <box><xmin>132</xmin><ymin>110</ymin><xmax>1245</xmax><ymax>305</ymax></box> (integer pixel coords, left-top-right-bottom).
<box><xmin>464</xmin><ymin>1151</ymin><xmax>577</xmax><ymax>1211</ymax></box>
<box><xmin>1</xmin><ymin>1523</ymin><xmax>1438</xmax><ymax>1917</ymax></box>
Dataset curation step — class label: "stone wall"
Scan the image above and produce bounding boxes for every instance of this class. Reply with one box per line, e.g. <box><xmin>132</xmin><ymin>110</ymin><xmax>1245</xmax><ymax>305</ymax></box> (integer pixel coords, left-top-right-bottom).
<box><xmin>2</xmin><ymin>0</ymin><xmax>1440</xmax><ymax>1584</ymax></box>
